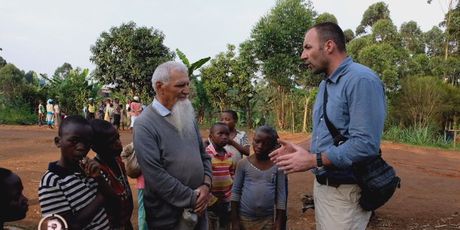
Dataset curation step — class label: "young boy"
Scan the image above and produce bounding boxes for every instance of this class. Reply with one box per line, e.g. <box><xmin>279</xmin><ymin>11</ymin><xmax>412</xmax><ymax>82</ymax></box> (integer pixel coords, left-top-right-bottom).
<box><xmin>0</xmin><ymin>168</ymin><xmax>28</xmax><ymax>229</ymax></box>
<box><xmin>206</xmin><ymin>122</ymin><xmax>235</xmax><ymax>230</ymax></box>
<box><xmin>231</xmin><ymin>125</ymin><xmax>287</xmax><ymax>230</ymax></box>
<box><xmin>38</xmin><ymin>115</ymin><xmax>111</xmax><ymax>230</ymax></box>
<box><xmin>90</xmin><ymin>119</ymin><xmax>134</xmax><ymax>230</ymax></box>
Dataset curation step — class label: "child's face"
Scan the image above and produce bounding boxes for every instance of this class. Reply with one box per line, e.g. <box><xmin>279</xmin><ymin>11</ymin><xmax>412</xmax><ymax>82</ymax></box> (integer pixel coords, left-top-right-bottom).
<box><xmin>252</xmin><ymin>131</ymin><xmax>275</xmax><ymax>156</ymax></box>
<box><xmin>2</xmin><ymin>173</ymin><xmax>28</xmax><ymax>221</ymax></box>
<box><xmin>55</xmin><ymin>123</ymin><xmax>93</xmax><ymax>166</ymax></box>
<box><xmin>220</xmin><ymin>112</ymin><xmax>236</xmax><ymax>130</ymax></box>
<box><xmin>210</xmin><ymin>125</ymin><xmax>230</xmax><ymax>148</ymax></box>
<box><xmin>97</xmin><ymin>128</ymin><xmax>123</xmax><ymax>158</ymax></box>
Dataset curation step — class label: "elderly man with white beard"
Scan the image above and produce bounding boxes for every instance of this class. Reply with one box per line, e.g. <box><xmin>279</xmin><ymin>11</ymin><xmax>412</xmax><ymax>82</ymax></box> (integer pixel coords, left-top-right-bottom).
<box><xmin>134</xmin><ymin>61</ymin><xmax>212</xmax><ymax>230</ymax></box>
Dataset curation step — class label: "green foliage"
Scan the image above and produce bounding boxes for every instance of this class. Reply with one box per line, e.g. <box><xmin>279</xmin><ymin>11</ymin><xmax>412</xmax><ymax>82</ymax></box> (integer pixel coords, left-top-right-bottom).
<box><xmin>383</xmin><ymin>126</ymin><xmax>452</xmax><ymax>148</ymax></box>
<box><xmin>400</xmin><ymin>21</ymin><xmax>425</xmax><ymax>54</ymax></box>
<box><xmin>0</xmin><ymin>64</ymin><xmax>26</xmax><ymax>104</ymax></box>
<box><xmin>343</xmin><ymin>29</ymin><xmax>355</xmax><ymax>43</ymax></box>
<box><xmin>424</xmin><ymin>26</ymin><xmax>445</xmax><ymax>56</ymax></box>
<box><xmin>357</xmin><ymin>43</ymin><xmax>403</xmax><ymax>91</ymax></box>
<box><xmin>315</xmin><ymin>12</ymin><xmax>337</xmax><ymax>24</ymax></box>
<box><xmin>393</xmin><ymin>76</ymin><xmax>447</xmax><ymax>128</ymax></box>
<box><xmin>356</xmin><ymin>2</ymin><xmax>391</xmax><ymax>35</ymax></box>
<box><xmin>251</xmin><ymin>0</ymin><xmax>315</xmax><ymax>89</ymax></box>
<box><xmin>90</xmin><ymin>21</ymin><xmax>174</xmax><ymax>97</ymax></box>
<box><xmin>44</xmin><ymin>67</ymin><xmax>100</xmax><ymax>115</ymax></box>
<box><xmin>175</xmin><ymin>48</ymin><xmax>211</xmax><ymax>123</ymax></box>
<box><xmin>371</xmin><ymin>19</ymin><xmax>401</xmax><ymax>47</ymax></box>
<box><xmin>0</xmin><ymin>103</ymin><xmax>37</xmax><ymax>125</ymax></box>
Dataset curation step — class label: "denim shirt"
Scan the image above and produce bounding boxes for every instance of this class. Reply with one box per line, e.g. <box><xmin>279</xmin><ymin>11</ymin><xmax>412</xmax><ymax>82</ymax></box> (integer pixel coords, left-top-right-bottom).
<box><xmin>310</xmin><ymin>57</ymin><xmax>386</xmax><ymax>181</ymax></box>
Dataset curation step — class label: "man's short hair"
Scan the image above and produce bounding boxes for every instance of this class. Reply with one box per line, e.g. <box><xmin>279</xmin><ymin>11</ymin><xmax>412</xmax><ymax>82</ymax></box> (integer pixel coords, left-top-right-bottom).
<box><xmin>151</xmin><ymin>61</ymin><xmax>188</xmax><ymax>93</ymax></box>
<box><xmin>311</xmin><ymin>22</ymin><xmax>346</xmax><ymax>52</ymax></box>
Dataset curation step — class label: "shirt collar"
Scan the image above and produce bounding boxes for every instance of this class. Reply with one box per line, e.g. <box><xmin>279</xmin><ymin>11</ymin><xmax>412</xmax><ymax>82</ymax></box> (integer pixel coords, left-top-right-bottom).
<box><xmin>48</xmin><ymin>161</ymin><xmax>82</xmax><ymax>177</ymax></box>
<box><xmin>326</xmin><ymin>56</ymin><xmax>352</xmax><ymax>84</ymax></box>
<box><xmin>152</xmin><ymin>98</ymin><xmax>171</xmax><ymax>117</ymax></box>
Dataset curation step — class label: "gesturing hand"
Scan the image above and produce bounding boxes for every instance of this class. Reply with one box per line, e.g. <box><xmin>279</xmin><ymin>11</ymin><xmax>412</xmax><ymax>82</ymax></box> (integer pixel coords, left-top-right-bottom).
<box><xmin>269</xmin><ymin>139</ymin><xmax>315</xmax><ymax>174</ymax></box>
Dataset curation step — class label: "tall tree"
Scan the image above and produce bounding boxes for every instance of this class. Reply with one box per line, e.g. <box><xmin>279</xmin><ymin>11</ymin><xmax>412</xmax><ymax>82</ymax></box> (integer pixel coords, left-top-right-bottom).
<box><xmin>315</xmin><ymin>12</ymin><xmax>338</xmax><ymax>24</ymax></box>
<box><xmin>90</xmin><ymin>21</ymin><xmax>174</xmax><ymax>96</ymax></box>
<box><xmin>424</xmin><ymin>26</ymin><xmax>445</xmax><ymax>57</ymax></box>
<box><xmin>400</xmin><ymin>21</ymin><xmax>425</xmax><ymax>54</ymax></box>
<box><xmin>0</xmin><ymin>64</ymin><xmax>26</xmax><ymax>104</ymax></box>
<box><xmin>356</xmin><ymin>2</ymin><xmax>391</xmax><ymax>35</ymax></box>
<box><xmin>53</xmin><ymin>63</ymin><xmax>73</xmax><ymax>79</ymax></box>
<box><xmin>250</xmin><ymin>0</ymin><xmax>315</xmax><ymax>128</ymax></box>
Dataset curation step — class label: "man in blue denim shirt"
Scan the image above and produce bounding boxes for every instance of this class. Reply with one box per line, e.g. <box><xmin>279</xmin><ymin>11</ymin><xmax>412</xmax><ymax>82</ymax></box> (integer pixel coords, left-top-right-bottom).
<box><xmin>270</xmin><ymin>22</ymin><xmax>386</xmax><ymax>229</ymax></box>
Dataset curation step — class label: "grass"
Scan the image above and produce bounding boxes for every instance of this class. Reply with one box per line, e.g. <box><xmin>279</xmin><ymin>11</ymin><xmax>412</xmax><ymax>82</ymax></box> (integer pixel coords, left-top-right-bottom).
<box><xmin>383</xmin><ymin>126</ymin><xmax>457</xmax><ymax>149</ymax></box>
<box><xmin>0</xmin><ymin>104</ymin><xmax>37</xmax><ymax>125</ymax></box>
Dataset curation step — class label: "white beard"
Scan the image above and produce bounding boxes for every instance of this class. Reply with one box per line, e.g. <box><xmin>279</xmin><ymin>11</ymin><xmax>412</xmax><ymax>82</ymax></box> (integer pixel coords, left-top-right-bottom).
<box><xmin>169</xmin><ymin>99</ymin><xmax>196</xmax><ymax>138</ymax></box>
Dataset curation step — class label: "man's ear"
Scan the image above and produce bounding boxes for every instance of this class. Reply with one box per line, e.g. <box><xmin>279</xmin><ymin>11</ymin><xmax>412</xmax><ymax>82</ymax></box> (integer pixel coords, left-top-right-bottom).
<box><xmin>54</xmin><ymin>136</ymin><xmax>61</xmax><ymax>148</ymax></box>
<box><xmin>155</xmin><ymin>81</ymin><xmax>164</xmax><ymax>95</ymax></box>
<box><xmin>324</xmin><ymin>40</ymin><xmax>335</xmax><ymax>54</ymax></box>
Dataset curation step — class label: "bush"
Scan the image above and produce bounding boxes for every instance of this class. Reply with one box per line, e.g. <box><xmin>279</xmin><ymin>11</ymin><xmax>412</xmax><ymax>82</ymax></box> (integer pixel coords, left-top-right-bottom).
<box><xmin>0</xmin><ymin>104</ymin><xmax>37</xmax><ymax>125</ymax></box>
<box><xmin>384</xmin><ymin>126</ymin><xmax>452</xmax><ymax>148</ymax></box>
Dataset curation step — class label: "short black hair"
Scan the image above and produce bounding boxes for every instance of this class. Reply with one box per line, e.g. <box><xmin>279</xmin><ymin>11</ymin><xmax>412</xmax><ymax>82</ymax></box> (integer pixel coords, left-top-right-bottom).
<box><xmin>222</xmin><ymin>110</ymin><xmax>238</xmax><ymax>121</ymax></box>
<box><xmin>311</xmin><ymin>22</ymin><xmax>346</xmax><ymax>52</ymax></box>
<box><xmin>58</xmin><ymin>115</ymin><xmax>91</xmax><ymax>136</ymax></box>
<box><xmin>255</xmin><ymin>125</ymin><xmax>279</xmax><ymax>148</ymax></box>
<box><xmin>90</xmin><ymin>119</ymin><xmax>115</xmax><ymax>141</ymax></box>
<box><xmin>0</xmin><ymin>167</ymin><xmax>13</xmax><ymax>202</ymax></box>
<box><xmin>210</xmin><ymin>122</ymin><xmax>229</xmax><ymax>134</ymax></box>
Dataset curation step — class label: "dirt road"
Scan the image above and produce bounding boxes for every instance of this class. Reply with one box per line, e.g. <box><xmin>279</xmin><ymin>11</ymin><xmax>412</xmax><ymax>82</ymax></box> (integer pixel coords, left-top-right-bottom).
<box><xmin>0</xmin><ymin>125</ymin><xmax>459</xmax><ymax>229</ymax></box>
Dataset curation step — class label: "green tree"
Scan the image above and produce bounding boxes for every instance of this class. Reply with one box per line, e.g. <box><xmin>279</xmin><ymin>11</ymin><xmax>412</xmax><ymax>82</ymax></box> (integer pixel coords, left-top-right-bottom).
<box><xmin>396</xmin><ymin>76</ymin><xmax>447</xmax><ymax>128</ymax></box>
<box><xmin>343</xmin><ymin>29</ymin><xmax>355</xmax><ymax>43</ymax></box>
<box><xmin>371</xmin><ymin>19</ymin><xmax>401</xmax><ymax>47</ymax></box>
<box><xmin>315</xmin><ymin>12</ymin><xmax>337</xmax><ymax>24</ymax></box>
<box><xmin>0</xmin><ymin>56</ymin><xmax>6</xmax><ymax>69</ymax></box>
<box><xmin>424</xmin><ymin>26</ymin><xmax>445</xmax><ymax>57</ymax></box>
<box><xmin>0</xmin><ymin>64</ymin><xmax>26</xmax><ymax>104</ymax></box>
<box><xmin>250</xmin><ymin>0</ymin><xmax>315</xmax><ymax>128</ymax></box>
<box><xmin>201</xmin><ymin>44</ymin><xmax>241</xmax><ymax>112</ymax></box>
<box><xmin>44</xmin><ymin>68</ymin><xmax>100</xmax><ymax>115</ymax></box>
<box><xmin>90</xmin><ymin>21</ymin><xmax>174</xmax><ymax>96</ymax></box>
<box><xmin>356</xmin><ymin>2</ymin><xmax>391</xmax><ymax>35</ymax></box>
<box><xmin>175</xmin><ymin>48</ymin><xmax>211</xmax><ymax>123</ymax></box>
<box><xmin>53</xmin><ymin>63</ymin><xmax>73</xmax><ymax>79</ymax></box>
<box><xmin>400</xmin><ymin>21</ymin><xmax>425</xmax><ymax>54</ymax></box>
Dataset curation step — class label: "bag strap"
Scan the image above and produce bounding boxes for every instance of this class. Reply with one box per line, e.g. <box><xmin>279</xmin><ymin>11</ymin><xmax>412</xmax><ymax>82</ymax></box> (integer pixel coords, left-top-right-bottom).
<box><xmin>322</xmin><ymin>82</ymin><xmax>348</xmax><ymax>146</ymax></box>
<box><xmin>323</xmin><ymin>82</ymin><xmax>382</xmax><ymax>155</ymax></box>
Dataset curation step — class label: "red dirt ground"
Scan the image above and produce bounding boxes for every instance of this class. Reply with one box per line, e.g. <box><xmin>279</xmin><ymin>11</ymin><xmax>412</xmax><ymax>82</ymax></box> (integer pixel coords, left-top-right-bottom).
<box><xmin>1</xmin><ymin>125</ymin><xmax>459</xmax><ymax>229</ymax></box>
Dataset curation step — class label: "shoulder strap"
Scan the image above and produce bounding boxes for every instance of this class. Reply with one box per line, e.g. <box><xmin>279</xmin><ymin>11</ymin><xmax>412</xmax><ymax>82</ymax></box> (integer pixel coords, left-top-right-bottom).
<box><xmin>322</xmin><ymin>83</ymin><xmax>348</xmax><ymax>146</ymax></box>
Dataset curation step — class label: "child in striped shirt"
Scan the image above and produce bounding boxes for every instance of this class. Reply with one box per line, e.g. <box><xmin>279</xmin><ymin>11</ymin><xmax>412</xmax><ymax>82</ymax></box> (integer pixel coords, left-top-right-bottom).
<box><xmin>206</xmin><ymin>122</ymin><xmax>236</xmax><ymax>230</ymax></box>
<box><xmin>38</xmin><ymin>116</ymin><xmax>111</xmax><ymax>230</ymax></box>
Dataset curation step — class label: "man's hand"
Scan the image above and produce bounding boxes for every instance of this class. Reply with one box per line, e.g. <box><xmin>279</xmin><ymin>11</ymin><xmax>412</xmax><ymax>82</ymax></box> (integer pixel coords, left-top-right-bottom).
<box><xmin>269</xmin><ymin>139</ymin><xmax>315</xmax><ymax>174</ymax></box>
<box><xmin>194</xmin><ymin>185</ymin><xmax>210</xmax><ymax>215</ymax></box>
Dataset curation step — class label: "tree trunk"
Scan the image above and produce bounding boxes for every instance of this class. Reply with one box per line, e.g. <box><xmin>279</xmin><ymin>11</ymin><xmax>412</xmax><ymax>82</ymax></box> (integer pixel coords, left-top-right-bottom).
<box><xmin>291</xmin><ymin>100</ymin><xmax>295</xmax><ymax>133</ymax></box>
<box><xmin>302</xmin><ymin>95</ymin><xmax>310</xmax><ymax>132</ymax></box>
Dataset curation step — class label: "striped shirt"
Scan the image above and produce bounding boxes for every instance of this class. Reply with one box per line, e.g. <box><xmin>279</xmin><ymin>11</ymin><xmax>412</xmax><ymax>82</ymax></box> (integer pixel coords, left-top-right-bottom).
<box><xmin>38</xmin><ymin>162</ymin><xmax>110</xmax><ymax>230</ymax></box>
<box><xmin>206</xmin><ymin>142</ymin><xmax>235</xmax><ymax>204</ymax></box>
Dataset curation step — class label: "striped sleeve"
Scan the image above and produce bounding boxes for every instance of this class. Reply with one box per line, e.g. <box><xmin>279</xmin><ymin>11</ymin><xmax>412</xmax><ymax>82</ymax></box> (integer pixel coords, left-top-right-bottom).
<box><xmin>38</xmin><ymin>171</ymin><xmax>71</xmax><ymax>215</ymax></box>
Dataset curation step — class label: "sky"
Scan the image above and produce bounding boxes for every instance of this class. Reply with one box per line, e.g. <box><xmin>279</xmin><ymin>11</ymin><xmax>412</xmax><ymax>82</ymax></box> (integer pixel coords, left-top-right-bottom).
<box><xmin>0</xmin><ymin>0</ymin><xmax>449</xmax><ymax>77</ymax></box>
